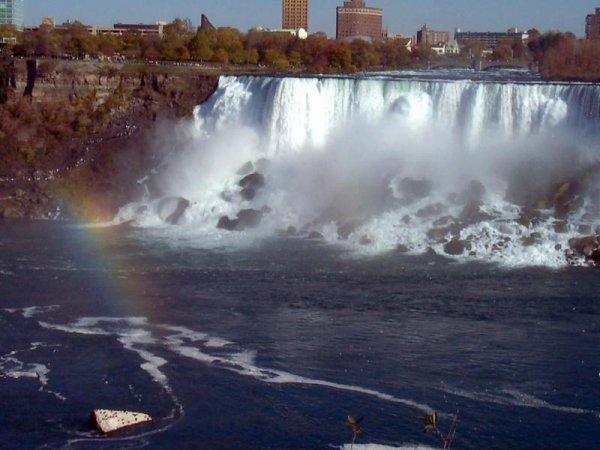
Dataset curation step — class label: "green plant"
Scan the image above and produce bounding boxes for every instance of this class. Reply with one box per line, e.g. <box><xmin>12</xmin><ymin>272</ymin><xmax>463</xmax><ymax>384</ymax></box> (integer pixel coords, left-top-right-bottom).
<box><xmin>346</xmin><ymin>415</ymin><xmax>363</xmax><ymax>450</ymax></box>
<box><xmin>417</xmin><ymin>410</ymin><xmax>459</xmax><ymax>450</ymax></box>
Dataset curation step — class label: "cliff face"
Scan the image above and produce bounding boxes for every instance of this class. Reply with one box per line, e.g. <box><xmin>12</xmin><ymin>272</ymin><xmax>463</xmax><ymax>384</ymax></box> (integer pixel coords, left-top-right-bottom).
<box><xmin>0</xmin><ymin>60</ymin><xmax>219</xmax><ymax>221</ymax></box>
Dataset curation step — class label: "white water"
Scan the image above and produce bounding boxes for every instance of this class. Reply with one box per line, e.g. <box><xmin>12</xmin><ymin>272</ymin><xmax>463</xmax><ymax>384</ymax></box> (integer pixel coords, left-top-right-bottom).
<box><xmin>115</xmin><ymin>74</ymin><xmax>600</xmax><ymax>267</ymax></box>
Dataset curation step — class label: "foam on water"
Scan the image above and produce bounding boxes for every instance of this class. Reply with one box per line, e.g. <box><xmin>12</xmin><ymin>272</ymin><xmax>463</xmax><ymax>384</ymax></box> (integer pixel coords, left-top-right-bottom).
<box><xmin>114</xmin><ymin>75</ymin><xmax>600</xmax><ymax>267</ymax></box>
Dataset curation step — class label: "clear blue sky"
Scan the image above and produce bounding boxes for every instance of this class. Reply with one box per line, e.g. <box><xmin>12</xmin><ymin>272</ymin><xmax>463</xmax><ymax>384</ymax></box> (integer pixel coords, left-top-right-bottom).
<box><xmin>25</xmin><ymin>0</ymin><xmax>600</xmax><ymax>38</ymax></box>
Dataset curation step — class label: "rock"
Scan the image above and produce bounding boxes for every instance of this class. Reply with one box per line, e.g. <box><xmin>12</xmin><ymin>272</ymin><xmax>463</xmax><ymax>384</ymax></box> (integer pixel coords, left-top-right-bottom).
<box><xmin>444</xmin><ymin>238</ymin><xmax>471</xmax><ymax>255</ymax></box>
<box><xmin>578</xmin><ymin>224</ymin><xmax>592</xmax><ymax>234</ymax></box>
<box><xmin>568</xmin><ymin>235</ymin><xmax>600</xmax><ymax>261</ymax></box>
<box><xmin>237</xmin><ymin>209</ymin><xmax>263</xmax><ymax>228</ymax></box>
<box><xmin>217</xmin><ymin>209</ymin><xmax>263</xmax><ymax>231</ymax></box>
<box><xmin>553</xmin><ymin>220</ymin><xmax>568</xmax><ymax>233</ymax></box>
<box><xmin>337</xmin><ymin>218</ymin><xmax>364</xmax><ymax>240</ymax></box>
<box><xmin>307</xmin><ymin>231</ymin><xmax>324</xmax><ymax>240</ymax></box>
<box><xmin>240</xmin><ymin>188</ymin><xmax>256</xmax><ymax>200</ymax></box>
<box><xmin>522</xmin><ymin>232</ymin><xmax>542</xmax><ymax>246</ymax></box>
<box><xmin>396</xmin><ymin>244</ymin><xmax>410</xmax><ymax>253</ymax></box>
<box><xmin>416</xmin><ymin>203</ymin><xmax>447</xmax><ymax>218</ymax></box>
<box><xmin>217</xmin><ymin>216</ymin><xmax>238</xmax><ymax>231</ymax></box>
<box><xmin>156</xmin><ymin>197</ymin><xmax>190</xmax><ymax>225</ymax></box>
<box><xmin>89</xmin><ymin>409</ymin><xmax>152</xmax><ymax>434</ymax></box>
<box><xmin>239</xmin><ymin>172</ymin><xmax>265</xmax><ymax>190</ymax></box>
<box><xmin>359</xmin><ymin>235</ymin><xmax>372</xmax><ymax>245</ymax></box>
<box><xmin>285</xmin><ymin>226</ymin><xmax>298</xmax><ymax>236</ymax></box>
<box><xmin>459</xmin><ymin>201</ymin><xmax>494</xmax><ymax>224</ymax></box>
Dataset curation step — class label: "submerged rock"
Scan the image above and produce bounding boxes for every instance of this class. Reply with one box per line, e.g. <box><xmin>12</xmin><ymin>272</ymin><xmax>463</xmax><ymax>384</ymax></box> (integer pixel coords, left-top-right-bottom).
<box><xmin>89</xmin><ymin>409</ymin><xmax>152</xmax><ymax>434</ymax></box>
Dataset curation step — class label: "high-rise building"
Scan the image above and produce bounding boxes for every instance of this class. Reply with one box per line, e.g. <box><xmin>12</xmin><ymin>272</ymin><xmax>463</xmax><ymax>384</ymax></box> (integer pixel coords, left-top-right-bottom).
<box><xmin>0</xmin><ymin>0</ymin><xmax>25</xmax><ymax>30</ymax></box>
<box><xmin>336</xmin><ymin>0</ymin><xmax>382</xmax><ymax>42</ymax></box>
<box><xmin>586</xmin><ymin>8</ymin><xmax>600</xmax><ymax>39</ymax></box>
<box><xmin>282</xmin><ymin>0</ymin><xmax>308</xmax><ymax>32</ymax></box>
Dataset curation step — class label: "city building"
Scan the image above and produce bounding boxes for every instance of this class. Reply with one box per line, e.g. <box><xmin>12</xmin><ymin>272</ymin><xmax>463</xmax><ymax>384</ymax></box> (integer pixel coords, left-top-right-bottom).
<box><xmin>416</xmin><ymin>25</ymin><xmax>449</xmax><ymax>46</ymax></box>
<box><xmin>0</xmin><ymin>0</ymin><xmax>24</xmax><ymax>30</ymax></box>
<box><xmin>454</xmin><ymin>28</ymin><xmax>528</xmax><ymax>50</ymax></box>
<box><xmin>282</xmin><ymin>0</ymin><xmax>308</xmax><ymax>32</ymax></box>
<box><xmin>336</xmin><ymin>0</ymin><xmax>383</xmax><ymax>42</ymax></box>
<box><xmin>586</xmin><ymin>8</ymin><xmax>600</xmax><ymax>39</ymax></box>
<box><xmin>0</xmin><ymin>0</ymin><xmax>24</xmax><ymax>44</ymax></box>
<box><xmin>25</xmin><ymin>20</ymin><xmax>167</xmax><ymax>39</ymax></box>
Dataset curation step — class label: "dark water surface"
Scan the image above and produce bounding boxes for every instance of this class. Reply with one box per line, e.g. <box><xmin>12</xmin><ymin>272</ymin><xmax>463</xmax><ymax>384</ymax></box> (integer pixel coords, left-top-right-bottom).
<box><xmin>0</xmin><ymin>222</ymin><xmax>598</xmax><ymax>449</ymax></box>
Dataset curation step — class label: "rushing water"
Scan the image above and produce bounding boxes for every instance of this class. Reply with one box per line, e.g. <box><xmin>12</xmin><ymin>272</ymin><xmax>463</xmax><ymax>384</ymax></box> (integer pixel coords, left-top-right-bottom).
<box><xmin>2</xmin><ymin>71</ymin><xmax>600</xmax><ymax>449</ymax></box>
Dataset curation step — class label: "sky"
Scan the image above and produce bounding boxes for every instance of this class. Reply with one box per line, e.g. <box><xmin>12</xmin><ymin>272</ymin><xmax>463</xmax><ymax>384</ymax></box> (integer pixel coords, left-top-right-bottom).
<box><xmin>24</xmin><ymin>1</ymin><xmax>600</xmax><ymax>38</ymax></box>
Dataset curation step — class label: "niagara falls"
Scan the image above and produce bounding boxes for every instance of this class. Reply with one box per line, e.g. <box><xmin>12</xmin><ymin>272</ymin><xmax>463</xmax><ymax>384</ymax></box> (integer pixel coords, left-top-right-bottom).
<box><xmin>1</xmin><ymin>67</ymin><xmax>599</xmax><ymax>449</ymax></box>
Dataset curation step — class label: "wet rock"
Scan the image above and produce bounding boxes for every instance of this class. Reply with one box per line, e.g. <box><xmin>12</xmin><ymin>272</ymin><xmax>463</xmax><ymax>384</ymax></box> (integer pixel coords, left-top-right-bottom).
<box><xmin>416</xmin><ymin>203</ymin><xmax>447</xmax><ymax>218</ymax></box>
<box><xmin>432</xmin><ymin>215</ymin><xmax>455</xmax><ymax>227</ymax></box>
<box><xmin>578</xmin><ymin>224</ymin><xmax>592</xmax><ymax>235</ymax></box>
<box><xmin>459</xmin><ymin>201</ymin><xmax>495</xmax><ymax>224</ymax></box>
<box><xmin>285</xmin><ymin>226</ymin><xmax>298</xmax><ymax>236</ymax></box>
<box><xmin>217</xmin><ymin>208</ymin><xmax>263</xmax><ymax>231</ymax></box>
<box><xmin>568</xmin><ymin>235</ymin><xmax>600</xmax><ymax>264</ymax></box>
<box><xmin>522</xmin><ymin>232</ymin><xmax>542</xmax><ymax>247</ymax></box>
<box><xmin>156</xmin><ymin>196</ymin><xmax>190</xmax><ymax>225</ymax></box>
<box><xmin>240</xmin><ymin>188</ymin><xmax>256</xmax><ymax>200</ymax></box>
<box><xmin>396</xmin><ymin>244</ymin><xmax>410</xmax><ymax>253</ymax></box>
<box><xmin>239</xmin><ymin>172</ymin><xmax>265</xmax><ymax>190</ymax></box>
<box><xmin>338</xmin><ymin>218</ymin><xmax>364</xmax><ymax>240</ymax></box>
<box><xmin>517</xmin><ymin>208</ymin><xmax>543</xmax><ymax>229</ymax></box>
<box><xmin>401</xmin><ymin>215</ymin><xmax>411</xmax><ymax>225</ymax></box>
<box><xmin>427</xmin><ymin>223</ymin><xmax>464</xmax><ymax>243</ymax></box>
<box><xmin>553</xmin><ymin>220</ymin><xmax>568</xmax><ymax>234</ymax></box>
<box><xmin>237</xmin><ymin>208</ymin><xmax>263</xmax><ymax>228</ymax></box>
<box><xmin>359</xmin><ymin>235</ymin><xmax>372</xmax><ymax>245</ymax></box>
<box><xmin>89</xmin><ymin>409</ymin><xmax>152</xmax><ymax>434</ymax></box>
<box><xmin>308</xmin><ymin>231</ymin><xmax>324</xmax><ymax>240</ymax></box>
<box><xmin>444</xmin><ymin>238</ymin><xmax>471</xmax><ymax>255</ymax></box>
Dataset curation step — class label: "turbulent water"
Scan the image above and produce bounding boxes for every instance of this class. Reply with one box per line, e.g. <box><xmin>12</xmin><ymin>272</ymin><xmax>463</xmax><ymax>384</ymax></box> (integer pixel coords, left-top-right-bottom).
<box><xmin>2</xmin><ymin>71</ymin><xmax>600</xmax><ymax>449</ymax></box>
<box><xmin>116</xmin><ymin>70</ymin><xmax>600</xmax><ymax>267</ymax></box>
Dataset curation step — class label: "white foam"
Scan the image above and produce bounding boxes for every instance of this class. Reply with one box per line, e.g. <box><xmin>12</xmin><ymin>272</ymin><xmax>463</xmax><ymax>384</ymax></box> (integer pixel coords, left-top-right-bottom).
<box><xmin>439</xmin><ymin>384</ymin><xmax>600</xmax><ymax>418</ymax></box>
<box><xmin>340</xmin><ymin>445</ymin><xmax>437</xmax><ymax>450</ymax></box>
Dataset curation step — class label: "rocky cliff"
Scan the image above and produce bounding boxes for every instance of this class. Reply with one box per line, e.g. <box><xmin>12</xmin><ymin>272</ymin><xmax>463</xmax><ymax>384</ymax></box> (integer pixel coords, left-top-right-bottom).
<box><xmin>0</xmin><ymin>59</ymin><xmax>218</xmax><ymax>221</ymax></box>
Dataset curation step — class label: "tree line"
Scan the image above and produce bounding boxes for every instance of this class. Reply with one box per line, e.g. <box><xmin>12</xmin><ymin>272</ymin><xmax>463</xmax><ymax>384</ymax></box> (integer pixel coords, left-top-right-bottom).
<box><xmin>2</xmin><ymin>19</ymin><xmax>600</xmax><ymax>79</ymax></box>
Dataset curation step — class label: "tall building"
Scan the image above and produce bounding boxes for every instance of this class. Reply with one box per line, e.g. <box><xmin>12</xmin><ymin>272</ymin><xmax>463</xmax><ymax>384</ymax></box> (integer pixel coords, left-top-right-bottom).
<box><xmin>282</xmin><ymin>0</ymin><xmax>308</xmax><ymax>32</ymax></box>
<box><xmin>0</xmin><ymin>0</ymin><xmax>25</xmax><ymax>30</ymax></box>
<box><xmin>586</xmin><ymin>8</ymin><xmax>600</xmax><ymax>39</ymax></box>
<box><xmin>336</xmin><ymin>0</ymin><xmax>383</xmax><ymax>42</ymax></box>
<box><xmin>416</xmin><ymin>25</ymin><xmax>449</xmax><ymax>46</ymax></box>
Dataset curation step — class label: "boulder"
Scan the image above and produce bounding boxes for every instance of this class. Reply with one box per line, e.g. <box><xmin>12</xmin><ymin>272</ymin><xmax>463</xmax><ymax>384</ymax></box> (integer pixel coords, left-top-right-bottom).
<box><xmin>307</xmin><ymin>231</ymin><xmax>324</xmax><ymax>240</ymax></box>
<box><xmin>89</xmin><ymin>409</ymin><xmax>152</xmax><ymax>434</ymax></box>
<box><xmin>568</xmin><ymin>235</ymin><xmax>600</xmax><ymax>263</ymax></box>
<box><xmin>217</xmin><ymin>209</ymin><xmax>263</xmax><ymax>231</ymax></box>
<box><xmin>237</xmin><ymin>161</ymin><xmax>254</xmax><ymax>176</ymax></box>
<box><xmin>456</xmin><ymin>180</ymin><xmax>486</xmax><ymax>204</ymax></box>
<box><xmin>444</xmin><ymin>238</ymin><xmax>471</xmax><ymax>255</ymax></box>
<box><xmin>553</xmin><ymin>220</ymin><xmax>568</xmax><ymax>234</ymax></box>
<box><xmin>239</xmin><ymin>172</ymin><xmax>265</xmax><ymax>190</ymax></box>
<box><xmin>459</xmin><ymin>201</ymin><xmax>495</xmax><ymax>224</ymax></box>
<box><xmin>156</xmin><ymin>197</ymin><xmax>190</xmax><ymax>225</ymax></box>
<box><xmin>416</xmin><ymin>203</ymin><xmax>447</xmax><ymax>218</ymax></box>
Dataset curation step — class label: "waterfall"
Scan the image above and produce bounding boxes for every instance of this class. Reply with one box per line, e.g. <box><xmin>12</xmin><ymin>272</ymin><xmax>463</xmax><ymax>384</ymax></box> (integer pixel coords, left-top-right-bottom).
<box><xmin>115</xmin><ymin>74</ymin><xmax>600</xmax><ymax>267</ymax></box>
